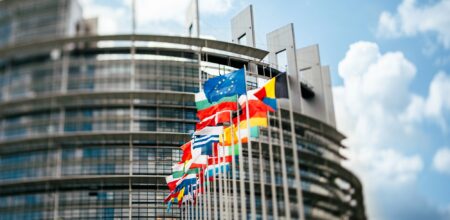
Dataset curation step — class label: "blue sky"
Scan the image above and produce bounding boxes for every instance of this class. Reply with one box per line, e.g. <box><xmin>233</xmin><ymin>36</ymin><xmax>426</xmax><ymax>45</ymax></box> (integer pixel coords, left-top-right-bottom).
<box><xmin>80</xmin><ymin>0</ymin><xmax>450</xmax><ymax>219</ymax></box>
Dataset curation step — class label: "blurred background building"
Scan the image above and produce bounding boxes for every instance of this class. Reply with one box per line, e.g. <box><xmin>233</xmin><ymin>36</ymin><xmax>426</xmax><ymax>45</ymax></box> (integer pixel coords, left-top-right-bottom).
<box><xmin>0</xmin><ymin>0</ymin><xmax>365</xmax><ymax>219</ymax></box>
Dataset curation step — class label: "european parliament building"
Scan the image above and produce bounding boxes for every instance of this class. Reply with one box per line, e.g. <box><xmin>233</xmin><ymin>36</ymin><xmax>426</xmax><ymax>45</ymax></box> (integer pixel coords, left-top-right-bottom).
<box><xmin>0</xmin><ymin>0</ymin><xmax>366</xmax><ymax>219</ymax></box>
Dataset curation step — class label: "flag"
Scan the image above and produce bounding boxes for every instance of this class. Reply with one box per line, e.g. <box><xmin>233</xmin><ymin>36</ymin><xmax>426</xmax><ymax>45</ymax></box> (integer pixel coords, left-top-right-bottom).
<box><xmin>164</xmin><ymin>190</ymin><xmax>180</xmax><ymax>204</ymax></box>
<box><xmin>208</xmin><ymin>155</ymin><xmax>233</xmax><ymax>165</ymax></box>
<box><xmin>233</xmin><ymin>94</ymin><xmax>270</xmax><ymax>129</ymax></box>
<box><xmin>175</xmin><ymin>174</ymin><xmax>197</xmax><ymax>191</ymax></box>
<box><xmin>253</xmin><ymin>72</ymin><xmax>289</xmax><ymax>110</ymax></box>
<box><xmin>171</xmin><ymin>163</ymin><xmax>185</xmax><ymax>178</ymax></box>
<box><xmin>184</xmin><ymin>155</ymin><xmax>208</xmax><ymax>171</ymax></box>
<box><xmin>170</xmin><ymin>162</ymin><xmax>199</xmax><ymax>184</ymax></box>
<box><xmin>196</xmin><ymin>114</ymin><xmax>216</xmax><ymax>130</ymax></box>
<box><xmin>236</xmin><ymin>117</ymin><xmax>267</xmax><ymax>129</ymax></box>
<box><xmin>214</xmin><ymin>143</ymin><xmax>240</xmax><ymax>156</ymax></box>
<box><xmin>238</xmin><ymin>92</ymin><xmax>275</xmax><ymax>116</ymax></box>
<box><xmin>275</xmin><ymin>72</ymin><xmax>289</xmax><ymax>98</ymax></box>
<box><xmin>220</xmin><ymin>126</ymin><xmax>259</xmax><ymax>145</ymax></box>
<box><xmin>215</xmin><ymin>110</ymin><xmax>232</xmax><ymax>124</ymax></box>
<box><xmin>254</xmin><ymin>72</ymin><xmax>289</xmax><ymax>99</ymax></box>
<box><xmin>195</xmin><ymin>92</ymin><xmax>237</xmax><ymax>111</ymax></box>
<box><xmin>192</xmin><ymin>134</ymin><xmax>220</xmax><ymax>156</ymax></box>
<box><xmin>205</xmin><ymin>162</ymin><xmax>231</xmax><ymax>177</ymax></box>
<box><xmin>196</xmin><ymin>110</ymin><xmax>233</xmax><ymax>130</ymax></box>
<box><xmin>193</xmin><ymin>126</ymin><xmax>223</xmax><ymax>136</ymax></box>
<box><xmin>177</xmin><ymin>187</ymin><xmax>185</xmax><ymax>206</ymax></box>
<box><xmin>203</xmin><ymin>68</ymin><xmax>247</xmax><ymax>103</ymax></box>
<box><xmin>166</xmin><ymin>175</ymin><xmax>180</xmax><ymax>192</ymax></box>
<box><xmin>219</xmin><ymin>143</ymin><xmax>240</xmax><ymax>155</ymax></box>
<box><xmin>195</xmin><ymin>92</ymin><xmax>237</xmax><ymax>120</ymax></box>
<box><xmin>180</xmin><ymin>141</ymin><xmax>192</xmax><ymax>162</ymax></box>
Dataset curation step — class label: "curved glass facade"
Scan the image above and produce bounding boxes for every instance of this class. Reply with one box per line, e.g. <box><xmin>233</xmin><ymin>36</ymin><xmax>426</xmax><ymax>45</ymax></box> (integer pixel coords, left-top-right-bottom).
<box><xmin>0</xmin><ymin>35</ymin><xmax>365</xmax><ymax>219</ymax></box>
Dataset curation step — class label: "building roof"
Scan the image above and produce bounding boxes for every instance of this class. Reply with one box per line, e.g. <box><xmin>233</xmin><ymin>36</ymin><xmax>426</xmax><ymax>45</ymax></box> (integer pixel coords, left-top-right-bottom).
<box><xmin>0</xmin><ymin>34</ymin><xmax>269</xmax><ymax>60</ymax></box>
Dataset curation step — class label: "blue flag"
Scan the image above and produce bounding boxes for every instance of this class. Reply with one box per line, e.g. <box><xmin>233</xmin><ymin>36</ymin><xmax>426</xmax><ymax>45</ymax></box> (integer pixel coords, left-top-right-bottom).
<box><xmin>192</xmin><ymin>135</ymin><xmax>219</xmax><ymax>156</ymax></box>
<box><xmin>203</xmin><ymin>68</ymin><xmax>246</xmax><ymax>103</ymax></box>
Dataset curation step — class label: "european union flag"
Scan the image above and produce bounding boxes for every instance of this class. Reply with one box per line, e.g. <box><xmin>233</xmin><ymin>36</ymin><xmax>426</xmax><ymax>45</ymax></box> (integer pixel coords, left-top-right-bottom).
<box><xmin>203</xmin><ymin>68</ymin><xmax>246</xmax><ymax>103</ymax></box>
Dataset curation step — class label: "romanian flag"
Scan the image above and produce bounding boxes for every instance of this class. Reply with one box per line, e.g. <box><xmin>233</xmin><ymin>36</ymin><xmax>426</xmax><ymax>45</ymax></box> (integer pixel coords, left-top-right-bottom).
<box><xmin>195</xmin><ymin>92</ymin><xmax>237</xmax><ymax>120</ymax></box>
<box><xmin>253</xmin><ymin>72</ymin><xmax>289</xmax><ymax>110</ymax></box>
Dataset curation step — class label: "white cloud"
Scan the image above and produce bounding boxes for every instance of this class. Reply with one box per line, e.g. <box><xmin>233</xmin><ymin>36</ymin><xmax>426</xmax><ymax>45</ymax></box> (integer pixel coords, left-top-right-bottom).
<box><xmin>424</xmin><ymin>72</ymin><xmax>450</xmax><ymax>119</ymax></box>
<box><xmin>401</xmin><ymin>71</ymin><xmax>450</xmax><ymax>130</ymax></box>
<box><xmin>334</xmin><ymin>41</ymin><xmax>427</xmax><ymax>219</ymax></box>
<box><xmin>79</xmin><ymin>0</ymin><xmax>234</xmax><ymax>35</ymax></box>
<box><xmin>377</xmin><ymin>0</ymin><xmax>450</xmax><ymax>48</ymax></box>
<box><xmin>336</xmin><ymin>41</ymin><xmax>417</xmax><ymax>146</ymax></box>
<box><xmin>79</xmin><ymin>0</ymin><xmax>129</xmax><ymax>34</ymax></box>
<box><xmin>433</xmin><ymin>147</ymin><xmax>450</xmax><ymax>175</ymax></box>
<box><xmin>336</xmin><ymin>41</ymin><xmax>450</xmax><ymax>219</ymax></box>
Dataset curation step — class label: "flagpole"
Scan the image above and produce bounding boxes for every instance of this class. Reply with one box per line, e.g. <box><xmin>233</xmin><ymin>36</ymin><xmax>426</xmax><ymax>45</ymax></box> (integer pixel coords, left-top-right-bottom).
<box><xmin>222</xmin><ymin>128</ymin><xmax>230</xmax><ymax>220</ymax></box>
<box><xmin>192</xmin><ymin>188</ymin><xmax>195</xmax><ymax>220</ymax></box>
<box><xmin>236</xmin><ymin>94</ymin><xmax>247</xmax><ymax>219</ymax></box>
<box><xmin>206</xmin><ymin>171</ymin><xmax>209</xmax><ymax>220</ymax></box>
<box><xmin>188</xmin><ymin>186</ymin><xmax>191</xmax><ymax>220</ymax></box>
<box><xmin>188</xmin><ymin>185</ymin><xmax>194</xmax><ymax>219</ymax></box>
<box><xmin>207</xmin><ymin>158</ymin><xmax>212</xmax><ymax>220</ymax></box>
<box><xmin>217</xmin><ymin>143</ymin><xmax>224</xmax><ymax>219</ymax></box>
<box><xmin>195</xmin><ymin>183</ymin><xmax>198</xmax><ymax>220</ymax></box>
<box><xmin>202</xmin><ymin>190</ymin><xmax>205</xmax><ymax>220</ymax></box>
<box><xmin>230</xmin><ymin>109</ymin><xmax>239</xmax><ymax>220</ymax></box>
<box><xmin>197</xmin><ymin>189</ymin><xmax>201</xmax><ymax>220</ymax></box>
<box><xmin>186</xmin><ymin>186</ymin><xmax>190</xmax><ymax>220</ymax></box>
<box><xmin>212</xmin><ymin>143</ymin><xmax>218</xmax><ymax>220</ymax></box>
<box><xmin>196</xmin><ymin>188</ymin><xmax>199</xmax><ymax>220</ymax></box>
<box><xmin>196</xmin><ymin>181</ymin><xmax>198</xmax><ymax>220</ymax></box>
<box><xmin>243</xmin><ymin>66</ymin><xmax>257</xmax><ymax>219</ymax></box>
<box><xmin>225</xmin><ymin>142</ymin><xmax>231</xmax><ymax>220</ymax></box>
<box><xmin>220</xmin><ymin>137</ymin><xmax>229</xmax><ymax>220</ymax></box>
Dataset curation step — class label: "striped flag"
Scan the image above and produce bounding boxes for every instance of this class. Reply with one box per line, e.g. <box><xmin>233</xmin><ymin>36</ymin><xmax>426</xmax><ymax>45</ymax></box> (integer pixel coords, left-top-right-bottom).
<box><xmin>195</xmin><ymin>92</ymin><xmax>237</xmax><ymax>120</ymax></box>
<box><xmin>192</xmin><ymin>134</ymin><xmax>220</xmax><ymax>156</ymax></box>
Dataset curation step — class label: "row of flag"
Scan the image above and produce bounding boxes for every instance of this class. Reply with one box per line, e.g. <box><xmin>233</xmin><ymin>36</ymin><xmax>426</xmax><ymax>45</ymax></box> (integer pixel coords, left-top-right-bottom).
<box><xmin>164</xmin><ymin>68</ymin><xmax>289</xmax><ymax>210</ymax></box>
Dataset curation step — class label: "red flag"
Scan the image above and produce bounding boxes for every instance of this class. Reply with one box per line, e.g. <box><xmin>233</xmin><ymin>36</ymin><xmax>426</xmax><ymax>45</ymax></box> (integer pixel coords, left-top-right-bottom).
<box><xmin>197</xmin><ymin>102</ymin><xmax>237</xmax><ymax>120</ymax></box>
<box><xmin>232</xmin><ymin>99</ymin><xmax>272</xmax><ymax>124</ymax></box>
<box><xmin>208</xmin><ymin>155</ymin><xmax>233</xmax><ymax>164</ymax></box>
<box><xmin>196</xmin><ymin>110</ymin><xmax>233</xmax><ymax>130</ymax></box>
<box><xmin>215</xmin><ymin>110</ymin><xmax>232</xmax><ymax>124</ymax></box>
<box><xmin>180</xmin><ymin>141</ymin><xmax>192</xmax><ymax>162</ymax></box>
<box><xmin>196</xmin><ymin>114</ymin><xmax>216</xmax><ymax>130</ymax></box>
